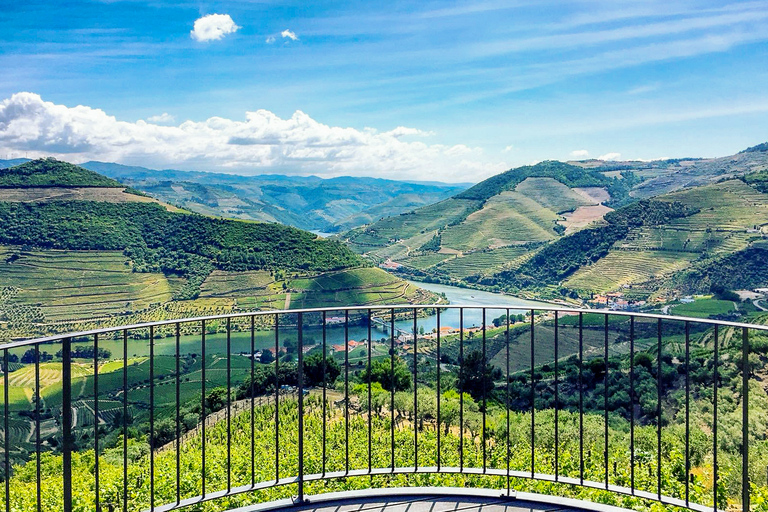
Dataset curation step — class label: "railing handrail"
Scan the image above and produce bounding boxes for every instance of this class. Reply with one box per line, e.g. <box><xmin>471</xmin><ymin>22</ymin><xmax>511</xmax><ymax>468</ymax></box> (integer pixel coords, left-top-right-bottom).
<box><xmin>3</xmin><ymin>303</ymin><xmax>767</xmax><ymax>351</ymax></box>
<box><xmin>1</xmin><ymin>303</ymin><xmax>760</xmax><ymax>511</ymax></box>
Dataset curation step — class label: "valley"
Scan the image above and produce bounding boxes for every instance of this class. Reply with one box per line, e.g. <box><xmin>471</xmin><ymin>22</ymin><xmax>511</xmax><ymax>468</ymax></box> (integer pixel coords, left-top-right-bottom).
<box><xmin>345</xmin><ymin>145</ymin><xmax>768</xmax><ymax>306</ymax></box>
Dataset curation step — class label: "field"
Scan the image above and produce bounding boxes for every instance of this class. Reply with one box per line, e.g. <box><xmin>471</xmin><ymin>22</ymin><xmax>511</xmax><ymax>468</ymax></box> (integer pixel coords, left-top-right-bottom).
<box><xmin>564</xmin><ymin>250</ymin><xmax>699</xmax><ymax>293</ymax></box>
<box><xmin>670</xmin><ymin>297</ymin><xmax>738</xmax><ymax>318</ymax></box>
<box><xmin>0</xmin><ymin>246</ymin><xmax>173</xmax><ymax>322</ymax></box>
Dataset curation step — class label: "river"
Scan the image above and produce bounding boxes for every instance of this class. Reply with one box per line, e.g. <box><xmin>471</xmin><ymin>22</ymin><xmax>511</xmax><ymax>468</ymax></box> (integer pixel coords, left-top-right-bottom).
<box><xmin>68</xmin><ymin>281</ymin><xmax>546</xmax><ymax>357</ymax></box>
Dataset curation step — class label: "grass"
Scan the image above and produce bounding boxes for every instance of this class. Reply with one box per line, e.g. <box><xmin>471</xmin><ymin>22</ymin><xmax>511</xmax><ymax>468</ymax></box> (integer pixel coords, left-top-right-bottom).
<box><xmin>670</xmin><ymin>297</ymin><xmax>737</xmax><ymax>318</ymax></box>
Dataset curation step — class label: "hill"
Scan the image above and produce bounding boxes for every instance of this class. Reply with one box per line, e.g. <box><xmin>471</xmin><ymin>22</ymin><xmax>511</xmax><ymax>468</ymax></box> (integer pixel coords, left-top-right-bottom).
<box><xmin>347</xmin><ymin>144</ymin><xmax>768</xmax><ymax>301</ymax></box>
<box><xmin>53</xmin><ymin>160</ymin><xmax>468</xmax><ymax>233</ymax></box>
<box><xmin>480</xmin><ymin>176</ymin><xmax>768</xmax><ymax>300</ymax></box>
<box><xmin>344</xmin><ymin>160</ymin><xmax>639</xmax><ymax>283</ymax></box>
<box><xmin>0</xmin><ymin>159</ymin><xmax>436</xmax><ymax>341</ymax></box>
<box><xmin>0</xmin><ymin>158</ymin><xmax>122</xmax><ymax>188</ymax></box>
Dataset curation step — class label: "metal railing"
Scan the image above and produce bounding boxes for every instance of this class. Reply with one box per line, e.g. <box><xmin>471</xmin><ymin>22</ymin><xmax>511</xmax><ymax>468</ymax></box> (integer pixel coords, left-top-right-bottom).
<box><xmin>0</xmin><ymin>305</ymin><xmax>766</xmax><ymax>512</ymax></box>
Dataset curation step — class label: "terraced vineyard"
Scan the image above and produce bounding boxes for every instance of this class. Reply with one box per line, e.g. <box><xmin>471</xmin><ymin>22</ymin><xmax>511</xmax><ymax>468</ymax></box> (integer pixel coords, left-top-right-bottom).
<box><xmin>514</xmin><ymin>177</ymin><xmax>595</xmax><ymax>213</ymax></box>
<box><xmin>398</xmin><ymin>253</ymin><xmax>452</xmax><ymax>270</ymax></box>
<box><xmin>564</xmin><ymin>250</ymin><xmax>699</xmax><ymax>294</ymax></box>
<box><xmin>431</xmin><ymin>246</ymin><xmax>532</xmax><ymax>279</ymax></box>
<box><xmin>255</xmin><ymin>268</ymin><xmax>431</xmax><ymax>310</ymax></box>
<box><xmin>199</xmin><ymin>270</ymin><xmax>275</xmax><ymax>298</ymax></box>
<box><xmin>440</xmin><ymin>191</ymin><xmax>561</xmax><ymax>251</ymax></box>
<box><xmin>346</xmin><ymin>198</ymin><xmax>480</xmax><ymax>254</ymax></box>
<box><xmin>0</xmin><ymin>247</ymin><xmax>174</xmax><ymax>322</ymax></box>
<box><xmin>661</xmin><ymin>180</ymin><xmax>768</xmax><ymax>229</ymax></box>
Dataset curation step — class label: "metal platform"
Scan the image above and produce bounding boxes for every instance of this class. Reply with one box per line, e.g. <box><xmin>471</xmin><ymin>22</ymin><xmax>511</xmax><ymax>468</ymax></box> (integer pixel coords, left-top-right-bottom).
<box><xmin>227</xmin><ymin>488</ymin><xmax>634</xmax><ymax>512</ymax></box>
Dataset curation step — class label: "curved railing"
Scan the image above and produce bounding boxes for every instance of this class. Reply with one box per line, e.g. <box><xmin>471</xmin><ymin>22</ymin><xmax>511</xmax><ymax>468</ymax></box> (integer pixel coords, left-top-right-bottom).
<box><xmin>0</xmin><ymin>305</ymin><xmax>766</xmax><ymax>512</ymax></box>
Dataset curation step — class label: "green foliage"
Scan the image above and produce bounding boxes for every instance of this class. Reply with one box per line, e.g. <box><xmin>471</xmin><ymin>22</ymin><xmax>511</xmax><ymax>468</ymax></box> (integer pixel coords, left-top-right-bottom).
<box><xmin>677</xmin><ymin>247</ymin><xmax>768</xmax><ymax>294</ymax></box>
<box><xmin>742</xmin><ymin>170</ymin><xmax>768</xmax><ymax>193</ymax></box>
<box><xmin>0</xmin><ymin>201</ymin><xmax>365</xmax><ymax>299</ymax></box>
<box><xmin>494</xmin><ymin>200</ymin><xmax>695</xmax><ymax>287</ymax></box>
<box><xmin>303</xmin><ymin>352</ymin><xmax>341</xmax><ymax>387</ymax></box>
<box><xmin>55</xmin><ymin>346</ymin><xmax>111</xmax><ymax>359</ymax></box>
<box><xmin>457</xmin><ymin>350</ymin><xmax>502</xmax><ymax>401</ymax></box>
<box><xmin>0</xmin><ymin>158</ymin><xmax>122</xmax><ymax>188</ymax></box>
<box><xmin>418</xmin><ymin>233</ymin><xmax>441</xmax><ymax>252</ymax></box>
<box><xmin>360</xmin><ymin>357</ymin><xmax>412</xmax><ymax>391</ymax></box>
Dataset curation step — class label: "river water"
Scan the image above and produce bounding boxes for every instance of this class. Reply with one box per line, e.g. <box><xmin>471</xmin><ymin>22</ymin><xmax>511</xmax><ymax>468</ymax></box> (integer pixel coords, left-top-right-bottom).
<box><xmin>74</xmin><ymin>281</ymin><xmax>546</xmax><ymax>357</ymax></box>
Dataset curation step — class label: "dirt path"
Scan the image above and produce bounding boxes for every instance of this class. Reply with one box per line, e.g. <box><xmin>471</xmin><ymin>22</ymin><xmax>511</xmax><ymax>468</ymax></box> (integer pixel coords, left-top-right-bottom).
<box><xmin>284</xmin><ymin>292</ymin><xmax>291</xmax><ymax>309</ymax></box>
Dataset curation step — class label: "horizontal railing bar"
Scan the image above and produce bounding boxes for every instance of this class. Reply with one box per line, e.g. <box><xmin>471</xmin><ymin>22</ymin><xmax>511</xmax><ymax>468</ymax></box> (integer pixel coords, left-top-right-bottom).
<box><xmin>148</xmin><ymin>467</ymin><xmax>720</xmax><ymax>512</ymax></box>
<box><xmin>4</xmin><ymin>304</ymin><xmax>768</xmax><ymax>350</ymax></box>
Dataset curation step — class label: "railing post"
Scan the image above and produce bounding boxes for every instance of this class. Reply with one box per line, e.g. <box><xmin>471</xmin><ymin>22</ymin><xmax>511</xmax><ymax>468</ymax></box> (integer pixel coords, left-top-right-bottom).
<box><xmin>61</xmin><ymin>337</ymin><xmax>73</xmax><ymax>512</ymax></box>
<box><xmin>297</xmin><ymin>312</ymin><xmax>305</xmax><ymax>503</ymax></box>
<box><xmin>743</xmin><ymin>327</ymin><xmax>750</xmax><ymax>511</ymax></box>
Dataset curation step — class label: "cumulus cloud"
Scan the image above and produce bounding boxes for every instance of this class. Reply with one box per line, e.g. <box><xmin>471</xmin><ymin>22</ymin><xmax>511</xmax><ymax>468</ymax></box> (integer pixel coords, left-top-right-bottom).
<box><xmin>265</xmin><ymin>35</ymin><xmax>276</xmax><ymax>44</ymax></box>
<box><xmin>0</xmin><ymin>92</ymin><xmax>504</xmax><ymax>182</ymax></box>
<box><xmin>569</xmin><ymin>149</ymin><xmax>589</xmax><ymax>158</ymax></box>
<box><xmin>190</xmin><ymin>14</ymin><xmax>240</xmax><ymax>42</ymax></box>
<box><xmin>147</xmin><ymin>113</ymin><xmax>175</xmax><ymax>124</ymax></box>
<box><xmin>598</xmin><ymin>152</ymin><xmax>622</xmax><ymax>161</ymax></box>
<box><xmin>502</xmin><ymin>145</ymin><xmax>515</xmax><ymax>153</ymax></box>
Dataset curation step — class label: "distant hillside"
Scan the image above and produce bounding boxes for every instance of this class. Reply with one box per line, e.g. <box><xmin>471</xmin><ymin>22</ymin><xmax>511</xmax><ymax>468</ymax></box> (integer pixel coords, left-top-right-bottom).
<box><xmin>349</xmin><ymin>143</ymin><xmax>768</xmax><ymax>301</ymax></box>
<box><xmin>70</xmin><ymin>161</ymin><xmax>468</xmax><ymax>233</ymax></box>
<box><xmin>0</xmin><ymin>159</ymin><xmax>436</xmax><ymax>340</ymax></box>
<box><xmin>343</xmin><ymin>160</ymin><xmax>639</xmax><ymax>283</ymax></box>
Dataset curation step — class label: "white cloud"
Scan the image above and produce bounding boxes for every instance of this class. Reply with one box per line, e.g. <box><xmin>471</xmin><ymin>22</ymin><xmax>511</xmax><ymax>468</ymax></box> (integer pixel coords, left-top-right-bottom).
<box><xmin>146</xmin><ymin>112</ymin><xmax>175</xmax><ymax>124</ymax></box>
<box><xmin>598</xmin><ymin>152</ymin><xmax>622</xmax><ymax>161</ymax></box>
<box><xmin>0</xmin><ymin>92</ymin><xmax>504</xmax><ymax>182</ymax></box>
<box><xmin>190</xmin><ymin>14</ymin><xmax>240</xmax><ymax>43</ymax></box>
<box><xmin>569</xmin><ymin>149</ymin><xmax>589</xmax><ymax>158</ymax></box>
<box><xmin>265</xmin><ymin>35</ymin><xmax>276</xmax><ymax>44</ymax></box>
<box><xmin>281</xmin><ymin>29</ymin><xmax>298</xmax><ymax>41</ymax></box>
<box><xmin>502</xmin><ymin>145</ymin><xmax>515</xmax><ymax>153</ymax></box>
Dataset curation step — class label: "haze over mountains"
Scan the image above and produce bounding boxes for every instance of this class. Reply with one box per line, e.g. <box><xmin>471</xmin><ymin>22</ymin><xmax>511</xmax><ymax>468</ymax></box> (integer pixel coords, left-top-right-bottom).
<box><xmin>0</xmin><ymin>159</ymin><xmax>468</xmax><ymax>234</ymax></box>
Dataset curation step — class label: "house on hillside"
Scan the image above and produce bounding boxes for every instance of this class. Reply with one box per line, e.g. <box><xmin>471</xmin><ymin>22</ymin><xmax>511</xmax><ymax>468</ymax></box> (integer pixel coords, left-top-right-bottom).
<box><xmin>379</xmin><ymin>259</ymin><xmax>402</xmax><ymax>270</ymax></box>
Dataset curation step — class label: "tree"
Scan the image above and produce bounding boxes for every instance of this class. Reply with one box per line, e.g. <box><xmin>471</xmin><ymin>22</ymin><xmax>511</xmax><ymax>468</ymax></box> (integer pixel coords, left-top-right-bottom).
<box><xmin>259</xmin><ymin>349</ymin><xmax>275</xmax><ymax>364</ymax></box>
<box><xmin>303</xmin><ymin>352</ymin><xmax>341</xmax><ymax>387</ymax></box>
<box><xmin>360</xmin><ymin>357</ymin><xmax>411</xmax><ymax>392</ymax></box>
<box><xmin>205</xmin><ymin>387</ymin><xmax>227</xmax><ymax>413</ymax></box>
<box><xmin>457</xmin><ymin>350</ymin><xmax>501</xmax><ymax>402</ymax></box>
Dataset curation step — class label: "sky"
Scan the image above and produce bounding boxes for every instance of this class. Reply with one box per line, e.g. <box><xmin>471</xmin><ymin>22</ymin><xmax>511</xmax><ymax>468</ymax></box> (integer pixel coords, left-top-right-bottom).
<box><xmin>1</xmin><ymin>0</ymin><xmax>767</xmax><ymax>182</ymax></box>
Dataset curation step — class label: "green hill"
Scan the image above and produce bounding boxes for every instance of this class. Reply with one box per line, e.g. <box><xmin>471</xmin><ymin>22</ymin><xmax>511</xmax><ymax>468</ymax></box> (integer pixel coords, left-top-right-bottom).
<box><xmin>0</xmin><ymin>158</ymin><xmax>122</xmax><ymax>188</ymax></box>
<box><xmin>485</xmin><ymin>177</ymin><xmax>768</xmax><ymax>299</ymax></box>
<box><xmin>0</xmin><ymin>160</ymin><xmax>436</xmax><ymax>340</ymax></box>
<box><xmin>347</xmin><ymin>144</ymin><xmax>768</xmax><ymax>301</ymax></box>
<box><xmin>345</xmin><ymin>161</ymin><xmax>638</xmax><ymax>284</ymax></box>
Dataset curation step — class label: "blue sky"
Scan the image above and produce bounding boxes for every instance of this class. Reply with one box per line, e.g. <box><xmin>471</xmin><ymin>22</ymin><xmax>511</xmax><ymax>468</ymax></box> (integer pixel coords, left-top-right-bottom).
<box><xmin>1</xmin><ymin>0</ymin><xmax>767</xmax><ymax>181</ymax></box>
